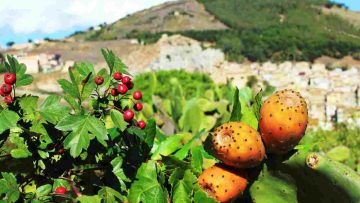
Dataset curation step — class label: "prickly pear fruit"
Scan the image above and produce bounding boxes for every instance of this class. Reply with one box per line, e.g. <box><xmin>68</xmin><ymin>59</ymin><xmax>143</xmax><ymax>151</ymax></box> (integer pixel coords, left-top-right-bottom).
<box><xmin>198</xmin><ymin>165</ymin><xmax>248</xmax><ymax>202</ymax></box>
<box><xmin>212</xmin><ymin>122</ymin><xmax>265</xmax><ymax>168</ymax></box>
<box><xmin>259</xmin><ymin>89</ymin><xmax>308</xmax><ymax>154</ymax></box>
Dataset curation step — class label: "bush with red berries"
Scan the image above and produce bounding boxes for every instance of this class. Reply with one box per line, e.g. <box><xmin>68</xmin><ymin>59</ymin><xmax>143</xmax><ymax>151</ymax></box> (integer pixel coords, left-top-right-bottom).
<box><xmin>0</xmin><ymin>49</ymin><xmax>358</xmax><ymax>203</ymax></box>
<box><xmin>0</xmin><ymin>50</ymin><xmax>154</xmax><ymax>202</ymax></box>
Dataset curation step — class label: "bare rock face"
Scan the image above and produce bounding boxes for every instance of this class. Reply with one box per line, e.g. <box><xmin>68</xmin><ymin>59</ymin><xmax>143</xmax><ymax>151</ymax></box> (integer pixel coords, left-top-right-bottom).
<box><xmin>148</xmin><ymin>35</ymin><xmax>225</xmax><ymax>72</ymax></box>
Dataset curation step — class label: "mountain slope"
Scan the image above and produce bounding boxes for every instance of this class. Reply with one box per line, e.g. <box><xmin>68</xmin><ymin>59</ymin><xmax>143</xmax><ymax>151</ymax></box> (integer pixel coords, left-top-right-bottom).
<box><xmin>69</xmin><ymin>0</ymin><xmax>227</xmax><ymax>41</ymax></box>
<box><xmin>196</xmin><ymin>0</ymin><xmax>360</xmax><ymax>61</ymax></box>
<box><xmin>322</xmin><ymin>7</ymin><xmax>360</xmax><ymax>29</ymax></box>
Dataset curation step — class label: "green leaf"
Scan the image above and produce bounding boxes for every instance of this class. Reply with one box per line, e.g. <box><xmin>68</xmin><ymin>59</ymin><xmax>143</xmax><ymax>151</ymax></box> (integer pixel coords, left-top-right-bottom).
<box><xmin>252</xmin><ymin>90</ymin><xmax>263</xmax><ymax>120</ymax></box>
<box><xmin>35</xmin><ymin>184</ymin><xmax>52</xmax><ymax>198</ymax></box>
<box><xmin>98</xmin><ymin>186</ymin><xmax>126</xmax><ymax>203</ymax></box>
<box><xmin>110</xmin><ymin>110</ymin><xmax>128</xmax><ymax>132</ymax></box>
<box><xmin>199</xmin><ymin>116</ymin><xmax>217</xmax><ymax>132</ymax></box>
<box><xmin>0</xmin><ymin>110</ymin><xmax>19</xmax><ymax>134</ymax></box>
<box><xmin>240</xmin><ymin>99</ymin><xmax>258</xmax><ymax>129</ymax></box>
<box><xmin>238</xmin><ymin>86</ymin><xmax>253</xmax><ymax>104</ymax></box>
<box><xmin>39</xmin><ymin>95</ymin><xmax>70</xmax><ymax>124</ymax></box>
<box><xmin>0</xmin><ymin>172</ymin><xmax>20</xmax><ymax>202</ymax></box>
<box><xmin>101</xmin><ymin>49</ymin><xmax>130</xmax><ymax>75</ymax></box>
<box><xmin>5</xmin><ymin>55</ymin><xmax>17</xmax><ymax>73</ymax></box>
<box><xmin>172</xmin><ymin>170</ymin><xmax>197</xmax><ymax>203</ymax></box>
<box><xmin>230</xmin><ymin>88</ymin><xmax>242</xmax><ymax>122</ymax></box>
<box><xmin>151</xmin><ymin>134</ymin><xmax>184</xmax><ymax>160</ymax></box>
<box><xmin>18</xmin><ymin>96</ymin><xmax>38</xmax><ymax>122</ymax></box>
<box><xmin>144</xmin><ymin>118</ymin><xmax>156</xmax><ymax>150</ymax></box>
<box><xmin>178</xmin><ymin>99</ymin><xmax>202</xmax><ymax>133</ymax></box>
<box><xmin>56</xmin><ymin>115</ymin><xmax>108</xmax><ymax>157</ymax></box>
<box><xmin>15</xmin><ymin>64</ymin><xmax>33</xmax><ymax>87</ymax></box>
<box><xmin>190</xmin><ymin>146</ymin><xmax>203</xmax><ymax>175</ymax></box>
<box><xmin>77</xmin><ymin>195</ymin><xmax>101</xmax><ymax>203</ymax></box>
<box><xmin>128</xmin><ymin>161</ymin><xmax>168</xmax><ymax>203</ymax></box>
<box><xmin>326</xmin><ymin>146</ymin><xmax>350</xmax><ymax>162</ymax></box>
<box><xmin>9</xmin><ymin>133</ymin><xmax>31</xmax><ymax>158</ymax></box>
<box><xmin>52</xmin><ymin>179</ymin><xmax>70</xmax><ymax>191</ymax></box>
<box><xmin>30</xmin><ymin>120</ymin><xmax>53</xmax><ymax>150</ymax></box>
<box><xmin>63</xmin><ymin>93</ymin><xmax>82</xmax><ymax>114</ymax></box>
<box><xmin>58</xmin><ymin>79</ymin><xmax>79</xmax><ymax>99</ymax></box>
<box><xmin>102</xmin><ymin>49</ymin><xmax>115</xmax><ymax>74</ymax></box>
<box><xmin>58</xmin><ymin>62</ymin><xmax>95</xmax><ymax>106</ymax></box>
<box><xmin>162</xmin><ymin>156</ymin><xmax>191</xmax><ymax>172</ymax></box>
<box><xmin>174</xmin><ymin>129</ymin><xmax>205</xmax><ymax>160</ymax></box>
<box><xmin>4</xmin><ymin>56</ymin><xmax>33</xmax><ymax>87</ymax></box>
<box><xmin>111</xmin><ymin>157</ymin><xmax>130</xmax><ymax>191</ymax></box>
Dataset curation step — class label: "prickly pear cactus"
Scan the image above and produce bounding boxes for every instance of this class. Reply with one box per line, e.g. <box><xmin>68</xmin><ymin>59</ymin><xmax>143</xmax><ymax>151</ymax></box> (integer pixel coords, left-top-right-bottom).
<box><xmin>198</xmin><ymin>88</ymin><xmax>360</xmax><ymax>203</ymax></box>
<box><xmin>249</xmin><ymin>165</ymin><xmax>297</xmax><ymax>203</ymax></box>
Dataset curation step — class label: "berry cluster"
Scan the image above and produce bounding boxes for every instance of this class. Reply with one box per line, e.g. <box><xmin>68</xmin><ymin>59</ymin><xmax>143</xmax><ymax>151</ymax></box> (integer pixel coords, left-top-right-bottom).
<box><xmin>94</xmin><ymin>72</ymin><xmax>146</xmax><ymax>129</ymax></box>
<box><xmin>0</xmin><ymin>73</ymin><xmax>16</xmax><ymax>105</ymax></box>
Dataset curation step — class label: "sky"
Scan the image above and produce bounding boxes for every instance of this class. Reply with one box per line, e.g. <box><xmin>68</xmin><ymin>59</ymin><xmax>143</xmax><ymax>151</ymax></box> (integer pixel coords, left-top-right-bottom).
<box><xmin>0</xmin><ymin>0</ymin><xmax>359</xmax><ymax>48</ymax></box>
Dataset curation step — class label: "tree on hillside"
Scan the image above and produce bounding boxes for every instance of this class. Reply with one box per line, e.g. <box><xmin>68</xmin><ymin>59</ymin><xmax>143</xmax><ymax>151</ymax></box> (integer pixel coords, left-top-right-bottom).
<box><xmin>6</xmin><ymin>41</ymin><xmax>15</xmax><ymax>47</ymax></box>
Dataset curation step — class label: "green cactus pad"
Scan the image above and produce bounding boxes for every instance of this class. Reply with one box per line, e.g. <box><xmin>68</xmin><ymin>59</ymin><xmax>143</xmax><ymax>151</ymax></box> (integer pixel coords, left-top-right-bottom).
<box><xmin>284</xmin><ymin>151</ymin><xmax>360</xmax><ymax>203</ymax></box>
<box><xmin>249</xmin><ymin>165</ymin><xmax>297</xmax><ymax>203</ymax></box>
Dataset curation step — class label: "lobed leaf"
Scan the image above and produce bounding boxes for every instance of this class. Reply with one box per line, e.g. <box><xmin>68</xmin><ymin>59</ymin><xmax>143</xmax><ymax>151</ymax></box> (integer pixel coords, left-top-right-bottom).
<box><xmin>0</xmin><ymin>110</ymin><xmax>19</xmax><ymax>134</ymax></box>
<box><xmin>128</xmin><ymin>161</ymin><xmax>168</xmax><ymax>203</ymax></box>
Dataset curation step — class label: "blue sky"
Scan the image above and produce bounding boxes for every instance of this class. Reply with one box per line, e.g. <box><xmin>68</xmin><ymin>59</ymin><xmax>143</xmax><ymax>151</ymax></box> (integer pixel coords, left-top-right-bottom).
<box><xmin>0</xmin><ymin>0</ymin><xmax>359</xmax><ymax>48</ymax></box>
<box><xmin>334</xmin><ymin>0</ymin><xmax>360</xmax><ymax>10</ymax></box>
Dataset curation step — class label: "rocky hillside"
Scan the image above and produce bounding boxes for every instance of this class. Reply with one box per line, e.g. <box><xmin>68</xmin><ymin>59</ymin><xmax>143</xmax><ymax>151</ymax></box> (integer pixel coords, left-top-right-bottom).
<box><xmin>69</xmin><ymin>0</ymin><xmax>227</xmax><ymax>41</ymax></box>
<box><xmin>2</xmin><ymin>0</ymin><xmax>360</xmax><ymax>65</ymax></box>
<box><xmin>67</xmin><ymin>0</ymin><xmax>360</xmax><ymax>62</ymax></box>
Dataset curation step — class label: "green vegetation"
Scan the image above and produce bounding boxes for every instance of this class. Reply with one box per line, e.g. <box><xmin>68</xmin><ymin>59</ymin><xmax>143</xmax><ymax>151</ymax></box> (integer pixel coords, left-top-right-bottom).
<box><xmin>0</xmin><ymin>50</ymin><xmax>359</xmax><ymax>202</ymax></box>
<box><xmin>302</xmin><ymin>126</ymin><xmax>360</xmax><ymax>172</ymax></box>
<box><xmin>134</xmin><ymin>70</ymin><xmax>215</xmax><ymax>102</ymax></box>
<box><xmin>199</xmin><ymin>0</ymin><xmax>360</xmax><ymax>61</ymax></box>
<box><xmin>127</xmin><ymin>0</ymin><xmax>360</xmax><ymax>62</ymax></box>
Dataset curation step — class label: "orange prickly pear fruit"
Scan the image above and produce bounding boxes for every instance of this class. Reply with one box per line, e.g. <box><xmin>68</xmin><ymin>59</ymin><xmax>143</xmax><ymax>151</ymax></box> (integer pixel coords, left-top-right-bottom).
<box><xmin>212</xmin><ymin>122</ymin><xmax>265</xmax><ymax>168</ymax></box>
<box><xmin>259</xmin><ymin>89</ymin><xmax>308</xmax><ymax>154</ymax></box>
<box><xmin>198</xmin><ymin>164</ymin><xmax>248</xmax><ymax>202</ymax></box>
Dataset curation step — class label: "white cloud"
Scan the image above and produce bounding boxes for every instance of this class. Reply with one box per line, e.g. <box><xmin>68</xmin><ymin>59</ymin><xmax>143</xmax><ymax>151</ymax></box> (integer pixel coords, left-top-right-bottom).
<box><xmin>0</xmin><ymin>0</ymin><xmax>172</xmax><ymax>34</ymax></box>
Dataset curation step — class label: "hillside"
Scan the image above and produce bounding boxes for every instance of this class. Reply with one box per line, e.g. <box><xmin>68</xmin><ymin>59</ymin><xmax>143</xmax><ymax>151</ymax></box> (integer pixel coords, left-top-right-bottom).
<box><xmin>69</xmin><ymin>0</ymin><xmax>227</xmax><ymax>41</ymax></box>
<box><xmin>3</xmin><ymin>0</ymin><xmax>360</xmax><ymax>64</ymax></box>
<box><xmin>194</xmin><ymin>0</ymin><xmax>360</xmax><ymax>61</ymax></box>
<box><xmin>322</xmin><ymin>7</ymin><xmax>360</xmax><ymax>29</ymax></box>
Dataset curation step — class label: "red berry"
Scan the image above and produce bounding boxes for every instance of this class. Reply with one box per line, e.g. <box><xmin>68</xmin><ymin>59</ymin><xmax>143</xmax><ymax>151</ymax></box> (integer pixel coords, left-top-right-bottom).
<box><xmin>113</xmin><ymin>72</ymin><xmax>122</xmax><ymax>80</ymax></box>
<box><xmin>137</xmin><ymin>120</ymin><xmax>146</xmax><ymax>129</ymax></box>
<box><xmin>134</xmin><ymin>102</ymin><xmax>143</xmax><ymax>111</ymax></box>
<box><xmin>0</xmin><ymin>88</ymin><xmax>5</xmax><ymax>97</ymax></box>
<box><xmin>4</xmin><ymin>73</ymin><xmax>16</xmax><ymax>85</ymax></box>
<box><xmin>117</xmin><ymin>84</ymin><xmax>128</xmax><ymax>94</ymax></box>
<box><xmin>110</xmin><ymin>88</ymin><xmax>118</xmax><ymax>96</ymax></box>
<box><xmin>55</xmin><ymin>186</ymin><xmax>67</xmax><ymax>194</ymax></box>
<box><xmin>1</xmin><ymin>84</ymin><xmax>12</xmax><ymax>95</ymax></box>
<box><xmin>4</xmin><ymin>95</ymin><xmax>13</xmax><ymax>105</ymax></box>
<box><xmin>126</xmin><ymin>81</ymin><xmax>134</xmax><ymax>90</ymax></box>
<box><xmin>94</xmin><ymin>76</ymin><xmax>104</xmax><ymax>85</ymax></box>
<box><xmin>133</xmin><ymin>91</ymin><xmax>142</xmax><ymax>100</ymax></box>
<box><xmin>58</xmin><ymin>148</ymin><xmax>65</xmax><ymax>153</ymax></box>
<box><xmin>123</xmin><ymin>109</ymin><xmax>134</xmax><ymax>122</ymax></box>
<box><xmin>122</xmin><ymin>76</ymin><xmax>131</xmax><ymax>85</ymax></box>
